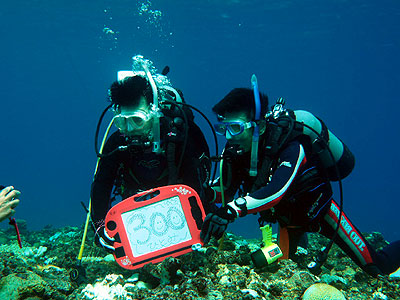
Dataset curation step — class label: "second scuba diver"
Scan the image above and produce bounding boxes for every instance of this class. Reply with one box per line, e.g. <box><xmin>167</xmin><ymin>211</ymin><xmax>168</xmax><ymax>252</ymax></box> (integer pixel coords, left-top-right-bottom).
<box><xmin>200</xmin><ymin>81</ymin><xmax>400</xmax><ymax>277</ymax></box>
<box><xmin>91</xmin><ymin>62</ymin><xmax>212</xmax><ymax>253</ymax></box>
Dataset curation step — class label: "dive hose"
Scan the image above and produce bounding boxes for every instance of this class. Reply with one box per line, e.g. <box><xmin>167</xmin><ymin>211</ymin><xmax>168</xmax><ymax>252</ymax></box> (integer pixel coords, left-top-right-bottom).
<box><xmin>78</xmin><ymin>117</ymin><xmax>115</xmax><ymax>261</ymax></box>
<box><xmin>173</xmin><ymin>102</ymin><xmax>219</xmax><ymax>183</ymax></box>
<box><xmin>294</xmin><ymin>120</ymin><xmax>344</xmax><ymax>274</ymax></box>
<box><xmin>142</xmin><ymin>63</ymin><xmax>161</xmax><ymax>154</ymax></box>
<box><xmin>217</xmin><ymin>158</ymin><xmax>226</xmax><ymax>250</ymax></box>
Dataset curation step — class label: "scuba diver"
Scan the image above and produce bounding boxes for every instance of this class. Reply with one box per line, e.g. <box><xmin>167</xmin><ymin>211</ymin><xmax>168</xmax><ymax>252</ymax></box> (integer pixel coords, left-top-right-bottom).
<box><xmin>91</xmin><ymin>59</ymin><xmax>212</xmax><ymax>253</ymax></box>
<box><xmin>200</xmin><ymin>80</ymin><xmax>400</xmax><ymax>278</ymax></box>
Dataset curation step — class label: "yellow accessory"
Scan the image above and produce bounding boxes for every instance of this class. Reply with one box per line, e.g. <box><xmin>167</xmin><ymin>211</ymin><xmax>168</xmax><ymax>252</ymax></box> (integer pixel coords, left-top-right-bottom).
<box><xmin>251</xmin><ymin>224</ymin><xmax>283</xmax><ymax>268</ymax></box>
<box><xmin>77</xmin><ymin>118</ymin><xmax>115</xmax><ymax>261</ymax></box>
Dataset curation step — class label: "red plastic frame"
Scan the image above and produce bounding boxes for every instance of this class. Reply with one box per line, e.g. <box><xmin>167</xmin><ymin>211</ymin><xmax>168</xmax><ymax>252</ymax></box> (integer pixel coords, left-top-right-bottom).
<box><xmin>105</xmin><ymin>185</ymin><xmax>205</xmax><ymax>269</ymax></box>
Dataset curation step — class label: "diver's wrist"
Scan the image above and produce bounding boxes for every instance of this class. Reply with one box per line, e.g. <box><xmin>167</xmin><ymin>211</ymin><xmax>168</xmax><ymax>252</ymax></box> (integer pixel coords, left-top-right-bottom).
<box><xmin>229</xmin><ymin>197</ymin><xmax>248</xmax><ymax>217</ymax></box>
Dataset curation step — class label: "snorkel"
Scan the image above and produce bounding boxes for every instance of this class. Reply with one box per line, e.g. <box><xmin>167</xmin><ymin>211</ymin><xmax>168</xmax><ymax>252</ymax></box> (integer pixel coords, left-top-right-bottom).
<box><xmin>250</xmin><ymin>74</ymin><xmax>261</xmax><ymax>176</ymax></box>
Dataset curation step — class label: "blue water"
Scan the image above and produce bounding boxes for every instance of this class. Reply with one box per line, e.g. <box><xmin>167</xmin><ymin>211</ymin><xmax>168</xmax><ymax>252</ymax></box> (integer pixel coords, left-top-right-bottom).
<box><xmin>0</xmin><ymin>0</ymin><xmax>399</xmax><ymax>242</ymax></box>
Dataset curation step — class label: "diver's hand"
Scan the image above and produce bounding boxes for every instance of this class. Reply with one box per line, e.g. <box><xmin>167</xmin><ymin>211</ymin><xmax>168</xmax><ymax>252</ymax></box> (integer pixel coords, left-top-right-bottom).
<box><xmin>95</xmin><ymin>225</ymin><xmax>115</xmax><ymax>253</ymax></box>
<box><xmin>200</xmin><ymin>205</ymin><xmax>237</xmax><ymax>244</ymax></box>
<box><xmin>0</xmin><ymin>186</ymin><xmax>20</xmax><ymax>223</ymax></box>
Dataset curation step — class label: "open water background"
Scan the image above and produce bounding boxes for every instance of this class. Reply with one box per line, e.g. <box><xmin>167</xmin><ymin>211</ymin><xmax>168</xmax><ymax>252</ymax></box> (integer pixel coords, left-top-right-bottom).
<box><xmin>0</xmin><ymin>0</ymin><xmax>399</xmax><ymax>242</ymax></box>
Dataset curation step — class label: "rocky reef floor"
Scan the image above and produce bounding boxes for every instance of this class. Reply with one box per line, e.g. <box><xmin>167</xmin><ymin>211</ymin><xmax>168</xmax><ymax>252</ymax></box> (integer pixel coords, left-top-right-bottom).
<box><xmin>0</xmin><ymin>221</ymin><xmax>399</xmax><ymax>299</ymax></box>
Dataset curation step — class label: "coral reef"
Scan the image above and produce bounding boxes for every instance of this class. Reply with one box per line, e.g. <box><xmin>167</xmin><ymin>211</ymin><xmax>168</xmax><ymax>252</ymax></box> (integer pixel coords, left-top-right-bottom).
<box><xmin>0</xmin><ymin>221</ymin><xmax>399</xmax><ymax>299</ymax></box>
<box><xmin>303</xmin><ymin>283</ymin><xmax>345</xmax><ymax>300</ymax></box>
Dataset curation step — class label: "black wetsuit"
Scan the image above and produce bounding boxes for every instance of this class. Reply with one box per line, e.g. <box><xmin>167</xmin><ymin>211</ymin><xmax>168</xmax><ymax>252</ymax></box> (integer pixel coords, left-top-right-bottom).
<box><xmin>91</xmin><ymin>120</ymin><xmax>211</xmax><ymax>227</ymax></box>
<box><xmin>220</xmin><ymin>137</ymin><xmax>400</xmax><ymax>276</ymax></box>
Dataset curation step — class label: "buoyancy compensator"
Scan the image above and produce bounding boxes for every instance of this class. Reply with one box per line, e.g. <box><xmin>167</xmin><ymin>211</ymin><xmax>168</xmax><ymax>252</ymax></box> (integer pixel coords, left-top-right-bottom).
<box><xmin>265</xmin><ymin>99</ymin><xmax>355</xmax><ymax>181</ymax></box>
<box><xmin>291</xmin><ymin>110</ymin><xmax>355</xmax><ymax>181</ymax></box>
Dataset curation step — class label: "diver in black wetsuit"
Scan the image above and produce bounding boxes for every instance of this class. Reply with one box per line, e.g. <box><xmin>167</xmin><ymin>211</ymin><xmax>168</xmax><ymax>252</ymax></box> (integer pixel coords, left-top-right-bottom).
<box><xmin>200</xmin><ymin>86</ymin><xmax>400</xmax><ymax>277</ymax></box>
<box><xmin>92</xmin><ymin>75</ymin><xmax>211</xmax><ymax>253</ymax></box>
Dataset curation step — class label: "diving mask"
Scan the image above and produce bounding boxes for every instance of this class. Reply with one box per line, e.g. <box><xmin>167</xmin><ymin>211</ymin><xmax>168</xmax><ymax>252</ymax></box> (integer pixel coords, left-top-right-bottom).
<box><xmin>113</xmin><ymin>110</ymin><xmax>153</xmax><ymax>132</ymax></box>
<box><xmin>214</xmin><ymin>121</ymin><xmax>254</xmax><ymax>137</ymax></box>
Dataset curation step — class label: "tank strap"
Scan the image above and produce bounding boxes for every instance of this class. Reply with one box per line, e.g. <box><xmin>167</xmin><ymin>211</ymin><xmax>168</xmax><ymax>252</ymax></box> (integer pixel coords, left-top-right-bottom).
<box><xmin>311</xmin><ymin>118</ymin><xmax>329</xmax><ymax>153</ymax></box>
<box><xmin>251</xmin><ymin>113</ymin><xmax>295</xmax><ymax>192</ymax></box>
<box><xmin>271</xmin><ymin>110</ymin><xmax>297</xmax><ymax>150</ymax></box>
<box><xmin>166</xmin><ymin>142</ymin><xmax>178</xmax><ymax>184</ymax></box>
<box><xmin>251</xmin><ymin>155</ymin><xmax>274</xmax><ymax>193</ymax></box>
<box><xmin>110</xmin><ymin>163</ymin><xmax>130</xmax><ymax>201</ymax></box>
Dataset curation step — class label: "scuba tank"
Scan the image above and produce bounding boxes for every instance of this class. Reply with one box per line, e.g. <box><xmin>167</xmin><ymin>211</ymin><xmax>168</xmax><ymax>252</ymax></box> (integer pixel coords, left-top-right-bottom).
<box><xmin>292</xmin><ymin>110</ymin><xmax>355</xmax><ymax>181</ymax></box>
<box><xmin>265</xmin><ymin>99</ymin><xmax>355</xmax><ymax>181</ymax></box>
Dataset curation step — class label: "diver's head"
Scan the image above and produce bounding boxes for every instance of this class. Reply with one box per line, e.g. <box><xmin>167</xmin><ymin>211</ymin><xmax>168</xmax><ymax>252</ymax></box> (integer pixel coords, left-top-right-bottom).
<box><xmin>212</xmin><ymin>88</ymin><xmax>268</xmax><ymax>153</ymax></box>
<box><xmin>109</xmin><ymin>76</ymin><xmax>155</xmax><ymax>137</ymax></box>
<box><xmin>212</xmin><ymin>88</ymin><xmax>269</xmax><ymax>121</ymax></box>
<box><xmin>109</xmin><ymin>75</ymin><xmax>153</xmax><ymax>107</ymax></box>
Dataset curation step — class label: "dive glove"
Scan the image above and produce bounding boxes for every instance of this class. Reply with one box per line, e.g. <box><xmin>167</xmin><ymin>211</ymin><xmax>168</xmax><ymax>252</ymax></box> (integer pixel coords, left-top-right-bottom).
<box><xmin>95</xmin><ymin>225</ymin><xmax>115</xmax><ymax>253</ymax></box>
<box><xmin>200</xmin><ymin>204</ymin><xmax>238</xmax><ymax>244</ymax></box>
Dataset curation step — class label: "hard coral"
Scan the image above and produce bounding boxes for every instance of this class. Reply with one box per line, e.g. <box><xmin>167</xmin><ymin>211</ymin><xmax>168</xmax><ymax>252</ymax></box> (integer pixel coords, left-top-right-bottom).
<box><xmin>303</xmin><ymin>283</ymin><xmax>346</xmax><ymax>300</ymax></box>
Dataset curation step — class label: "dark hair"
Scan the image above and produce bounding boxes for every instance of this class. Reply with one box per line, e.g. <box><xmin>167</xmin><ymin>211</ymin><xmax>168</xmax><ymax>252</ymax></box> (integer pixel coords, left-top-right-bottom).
<box><xmin>109</xmin><ymin>76</ymin><xmax>153</xmax><ymax>107</ymax></box>
<box><xmin>212</xmin><ymin>88</ymin><xmax>269</xmax><ymax>120</ymax></box>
